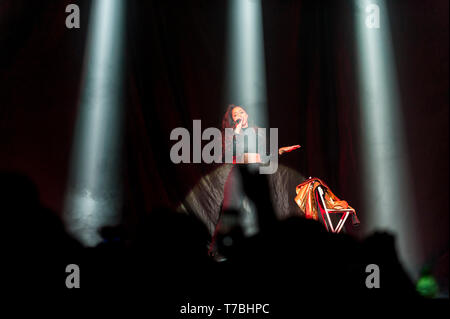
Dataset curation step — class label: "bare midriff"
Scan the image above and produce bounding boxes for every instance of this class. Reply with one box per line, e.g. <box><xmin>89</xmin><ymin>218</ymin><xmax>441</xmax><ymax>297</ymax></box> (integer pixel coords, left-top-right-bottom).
<box><xmin>232</xmin><ymin>153</ymin><xmax>261</xmax><ymax>164</ymax></box>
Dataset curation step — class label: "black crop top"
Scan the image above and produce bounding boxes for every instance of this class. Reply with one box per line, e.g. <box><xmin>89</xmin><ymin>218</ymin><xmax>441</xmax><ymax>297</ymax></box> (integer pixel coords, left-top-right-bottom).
<box><xmin>223</xmin><ymin>127</ymin><xmax>269</xmax><ymax>162</ymax></box>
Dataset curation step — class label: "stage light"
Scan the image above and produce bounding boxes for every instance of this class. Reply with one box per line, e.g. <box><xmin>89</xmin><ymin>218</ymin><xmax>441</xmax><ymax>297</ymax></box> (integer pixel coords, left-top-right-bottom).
<box><xmin>222</xmin><ymin>0</ymin><xmax>270</xmax><ymax>236</ymax></box>
<box><xmin>416</xmin><ymin>265</ymin><xmax>439</xmax><ymax>298</ymax></box>
<box><xmin>63</xmin><ymin>0</ymin><xmax>126</xmax><ymax>246</ymax></box>
<box><xmin>355</xmin><ymin>0</ymin><xmax>421</xmax><ymax>278</ymax></box>
<box><xmin>225</xmin><ymin>0</ymin><xmax>268</xmax><ymax>128</ymax></box>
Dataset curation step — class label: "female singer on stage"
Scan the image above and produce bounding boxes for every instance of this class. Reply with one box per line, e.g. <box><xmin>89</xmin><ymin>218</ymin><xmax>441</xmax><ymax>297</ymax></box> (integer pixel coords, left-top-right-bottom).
<box><xmin>208</xmin><ymin>104</ymin><xmax>300</xmax><ymax>257</ymax></box>
<box><xmin>221</xmin><ymin>104</ymin><xmax>300</xmax><ymax>164</ymax></box>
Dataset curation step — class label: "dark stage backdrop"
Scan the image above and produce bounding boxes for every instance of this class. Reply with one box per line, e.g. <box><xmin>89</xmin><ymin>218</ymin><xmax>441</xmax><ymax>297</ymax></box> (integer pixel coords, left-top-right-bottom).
<box><xmin>0</xmin><ymin>0</ymin><xmax>448</xmax><ymax>274</ymax></box>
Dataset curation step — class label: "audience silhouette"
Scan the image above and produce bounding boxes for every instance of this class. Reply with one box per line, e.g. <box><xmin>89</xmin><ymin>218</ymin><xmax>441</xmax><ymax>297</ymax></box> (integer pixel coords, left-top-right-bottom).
<box><xmin>2</xmin><ymin>168</ymin><xmax>423</xmax><ymax>310</ymax></box>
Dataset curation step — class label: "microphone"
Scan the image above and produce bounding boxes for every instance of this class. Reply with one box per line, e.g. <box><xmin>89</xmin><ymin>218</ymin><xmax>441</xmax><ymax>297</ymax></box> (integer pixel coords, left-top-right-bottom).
<box><xmin>234</xmin><ymin>118</ymin><xmax>242</xmax><ymax>128</ymax></box>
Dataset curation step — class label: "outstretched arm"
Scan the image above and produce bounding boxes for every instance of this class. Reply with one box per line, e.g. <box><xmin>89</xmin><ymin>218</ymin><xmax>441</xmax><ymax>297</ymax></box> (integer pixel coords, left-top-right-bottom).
<box><xmin>278</xmin><ymin>144</ymin><xmax>301</xmax><ymax>155</ymax></box>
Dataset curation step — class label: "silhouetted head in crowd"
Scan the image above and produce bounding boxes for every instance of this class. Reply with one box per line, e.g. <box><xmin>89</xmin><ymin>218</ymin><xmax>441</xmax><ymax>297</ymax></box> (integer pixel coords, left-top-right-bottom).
<box><xmin>0</xmin><ymin>171</ymin><xmax>81</xmax><ymax>251</ymax></box>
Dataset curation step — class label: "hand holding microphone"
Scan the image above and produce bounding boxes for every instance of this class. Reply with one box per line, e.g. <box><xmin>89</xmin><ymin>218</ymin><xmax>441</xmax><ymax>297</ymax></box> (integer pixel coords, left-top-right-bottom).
<box><xmin>234</xmin><ymin>118</ymin><xmax>243</xmax><ymax>133</ymax></box>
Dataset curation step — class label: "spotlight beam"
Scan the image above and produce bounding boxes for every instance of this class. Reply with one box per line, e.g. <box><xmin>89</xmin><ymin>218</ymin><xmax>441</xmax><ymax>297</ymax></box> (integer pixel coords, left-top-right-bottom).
<box><xmin>64</xmin><ymin>0</ymin><xmax>126</xmax><ymax>246</ymax></box>
<box><xmin>226</xmin><ymin>0</ymin><xmax>268</xmax><ymax>128</ymax></box>
<box><xmin>355</xmin><ymin>0</ymin><xmax>421</xmax><ymax>278</ymax></box>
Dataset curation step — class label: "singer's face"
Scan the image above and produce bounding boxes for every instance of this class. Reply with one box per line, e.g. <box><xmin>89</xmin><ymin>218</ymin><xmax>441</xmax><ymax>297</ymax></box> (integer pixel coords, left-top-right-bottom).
<box><xmin>232</xmin><ymin>106</ymin><xmax>248</xmax><ymax>127</ymax></box>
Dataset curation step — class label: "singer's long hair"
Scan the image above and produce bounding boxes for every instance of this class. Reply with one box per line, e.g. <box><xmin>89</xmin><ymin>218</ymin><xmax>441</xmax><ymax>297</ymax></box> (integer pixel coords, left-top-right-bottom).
<box><xmin>221</xmin><ymin>104</ymin><xmax>240</xmax><ymax>131</ymax></box>
<box><xmin>221</xmin><ymin>104</ymin><xmax>237</xmax><ymax>156</ymax></box>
